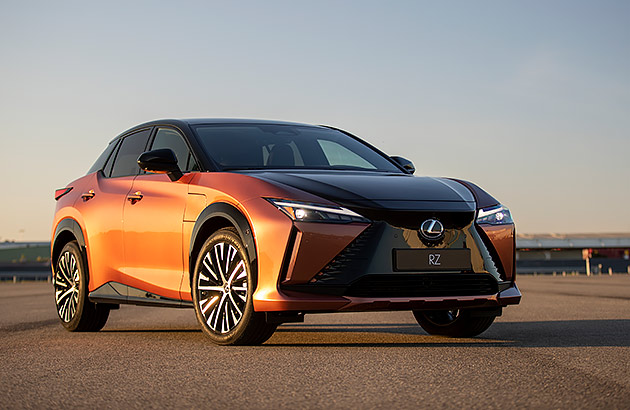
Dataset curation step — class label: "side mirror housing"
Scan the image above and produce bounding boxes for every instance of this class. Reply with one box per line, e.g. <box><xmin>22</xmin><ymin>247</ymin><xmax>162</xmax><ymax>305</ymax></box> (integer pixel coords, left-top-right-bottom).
<box><xmin>137</xmin><ymin>149</ymin><xmax>183</xmax><ymax>181</ymax></box>
<box><xmin>391</xmin><ymin>156</ymin><xmax>415</xmax><ymax>174</ymax></box>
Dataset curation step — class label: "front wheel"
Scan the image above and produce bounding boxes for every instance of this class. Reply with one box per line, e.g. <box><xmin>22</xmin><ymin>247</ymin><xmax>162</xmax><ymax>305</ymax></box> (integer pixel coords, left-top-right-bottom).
<box><xmin>413</xmin><ymin>309</ymin><xmax>496</xmax><ymax>338</ymax></box>
<box><xmin>54</xmin><ymin>241</ymin><xmax>110</xmax><ymax>331</ymax></box>
<box><xmin>192</xmin><ymin>228</ymin><xmax>276</xmax><ymax>345</ymax></box>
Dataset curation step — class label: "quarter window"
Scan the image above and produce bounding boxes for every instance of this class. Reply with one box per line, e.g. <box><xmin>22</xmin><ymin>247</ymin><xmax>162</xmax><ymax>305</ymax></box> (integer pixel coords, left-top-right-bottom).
<box><xmin>87</xmin><ymin>141</ymin><xmax>118</xmax><ymax>175</ymax></box>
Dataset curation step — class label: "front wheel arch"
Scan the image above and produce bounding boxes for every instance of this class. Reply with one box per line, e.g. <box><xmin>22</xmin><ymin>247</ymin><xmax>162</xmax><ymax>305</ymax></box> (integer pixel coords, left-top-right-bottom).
<box><xmin>189</xmin><ymin>203</ymin><xmax>258</xmax><ymax>287</ymax></box>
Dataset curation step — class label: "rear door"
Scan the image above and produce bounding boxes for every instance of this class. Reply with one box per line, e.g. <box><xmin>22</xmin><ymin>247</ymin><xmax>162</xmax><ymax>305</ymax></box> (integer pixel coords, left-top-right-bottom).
<box><xmin>122</xmin><ymin>127</ymin><xmax>199</xmax><ymax>300</ymax></box>
<box><xmin>74</xmin><ymin>129</ymin><xmax>151</xmax><ymax>290</ymax></box>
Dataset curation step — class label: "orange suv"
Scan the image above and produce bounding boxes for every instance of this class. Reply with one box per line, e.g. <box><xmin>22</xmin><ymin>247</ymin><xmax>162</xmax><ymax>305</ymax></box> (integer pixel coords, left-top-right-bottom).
<box><xmin>52</xmin><ymin>119</ymin><xmax>520</xmax><ymax>345</ymax></box>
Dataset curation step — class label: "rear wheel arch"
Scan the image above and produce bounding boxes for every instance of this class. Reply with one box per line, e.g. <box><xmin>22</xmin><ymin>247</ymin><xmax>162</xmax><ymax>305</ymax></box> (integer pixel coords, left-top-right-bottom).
<box><xmin>189</xmin><ymin>203</ymin><xmax>258</xmax><ymax>287</ymax></box>
<box><xmin>52</xmin><ymin>218</ymin><xmax>87</xmax><ymax>267</ymax></box>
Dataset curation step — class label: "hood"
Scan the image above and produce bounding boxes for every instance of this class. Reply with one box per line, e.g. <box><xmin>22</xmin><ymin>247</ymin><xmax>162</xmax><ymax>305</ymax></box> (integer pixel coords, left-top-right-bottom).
<box><xmin>247</xmin><ymin>170</ymin><xmax>476</xmax><ymax>212</ymax></box>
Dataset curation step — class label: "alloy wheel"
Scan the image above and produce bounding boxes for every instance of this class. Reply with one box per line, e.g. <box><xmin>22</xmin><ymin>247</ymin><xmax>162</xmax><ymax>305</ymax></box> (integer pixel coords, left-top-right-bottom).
<box><xmin>196</xmin><ymin>242</ymin><xmax>248</xmax><ymax>334</ymax></box>
<box><xmin>54</xmin><ymin>251</ymin><xmax>81</xmax><ymax>323</ymax></box>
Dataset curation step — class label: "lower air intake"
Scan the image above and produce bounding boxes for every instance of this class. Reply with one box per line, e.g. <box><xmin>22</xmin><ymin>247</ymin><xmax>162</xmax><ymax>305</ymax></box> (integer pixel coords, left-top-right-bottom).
<box><xmin>345</xmin><ymin>273</ymin><xmax>498</xmax><ymax>298</ymax></box>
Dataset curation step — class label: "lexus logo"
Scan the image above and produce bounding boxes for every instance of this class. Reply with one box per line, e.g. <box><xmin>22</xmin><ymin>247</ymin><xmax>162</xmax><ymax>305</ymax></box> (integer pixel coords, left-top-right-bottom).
<box><xmin>419</xmin><ymin>218</ymin><xmax>444</xmax><ymax>240</ymax></box>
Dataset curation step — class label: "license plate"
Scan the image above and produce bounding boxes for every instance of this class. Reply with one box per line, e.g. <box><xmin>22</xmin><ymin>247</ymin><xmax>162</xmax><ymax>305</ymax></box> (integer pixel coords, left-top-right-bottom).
<box><xmin>393</xmin><ymin>249</ymin><xmax>471</xmax><ymax>271</ymax></box>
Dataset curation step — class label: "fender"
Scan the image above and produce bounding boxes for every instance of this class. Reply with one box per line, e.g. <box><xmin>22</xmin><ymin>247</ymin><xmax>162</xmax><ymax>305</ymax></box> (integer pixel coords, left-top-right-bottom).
<box><xmin>52</xmin><ymin>218</ymin><xmax>87</xmax><ymax>266</ymax></box>
<box><xmin>189</xmin><ymin>202</ymin><xmax>258</xmax><ymax>278</ymax></box>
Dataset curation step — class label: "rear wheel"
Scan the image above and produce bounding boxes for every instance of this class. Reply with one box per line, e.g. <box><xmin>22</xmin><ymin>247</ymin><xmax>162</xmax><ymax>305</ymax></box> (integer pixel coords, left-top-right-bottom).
<box><xmin>54</xmin><ymin>241</ymin><xmax>110</xmax><ymax>331</ymax></box>
<box><xmin>192</xmin><ymin>228</ymin><xmax>276</xmax><ymax>345</ymax></box>
<box><xmin>413</xmin><ymin>309</ymin><xmax>496</xmax><ymax>337</ymax></box>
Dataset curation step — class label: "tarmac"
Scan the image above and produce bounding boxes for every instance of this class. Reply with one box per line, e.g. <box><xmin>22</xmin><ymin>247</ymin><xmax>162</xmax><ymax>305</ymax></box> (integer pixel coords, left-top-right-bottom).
<box><xmin>1</xmin><ymin>275</ymin><xmax>629</xmax><ymax>409</ymax></box>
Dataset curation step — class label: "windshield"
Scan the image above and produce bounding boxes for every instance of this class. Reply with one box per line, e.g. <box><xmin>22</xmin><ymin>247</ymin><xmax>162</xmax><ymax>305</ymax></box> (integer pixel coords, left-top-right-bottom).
<box><xmin>192</xmin><ymin>124</ymin><xmax>403</xmax><ymax>173</ymax></box>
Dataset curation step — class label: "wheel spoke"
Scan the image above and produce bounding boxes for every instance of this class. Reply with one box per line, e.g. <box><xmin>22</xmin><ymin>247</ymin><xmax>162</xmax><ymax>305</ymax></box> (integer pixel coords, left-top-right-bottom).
<box><xmin>59</xmin><ymin>255</ymin><xmax>73</xmax><ymax>286</ymax></box>
<box><xmin>57</xmin><ymin>287</ymin><xmax>75</xmax><ymax>304</ymax></box>
<box><xmin>70</xmin><ymin>255</ymin><xmax>77</xmax><ymax>280</ymax></box>
<box><xmin>199</xmin><ymin>296</ymin><xmax>219</xmax><ymax>315</ymax></box>
<box><xmin>212</xmin><ymin>293</ymin><xmax>228</xmax><ymax>331</ymax></box>
<box><xmin>214</xmin><ymin>243</ymin><xmax>228</xmax><ymax>284</ymax></box>
<box><xmin>202</xmin><ymin>253</ymin><xmax>219</xmax><ymax>282</ymax></box>
<box><xmin>222</xmin><ymin>301</ymin><xmax>230</xmax><ymax>333</ymax></box>
<box><xmin>197</xmin><ymin>285</ymin><xmax>224</xmax><ymax>292</ymax></box>
<box><xmin>228</xmin><ymin>260</ymin><xmax>245</xmax><ymax>285</ymax></box>
<box><xmin>228</xmin><ymin>292</ymin><xmax>243</xmax><ymax>317</ymax></box>
<box><xmin>225</xmin><ymin>245</ymin><xmax>236</xmax><ymax>277</ymax></box>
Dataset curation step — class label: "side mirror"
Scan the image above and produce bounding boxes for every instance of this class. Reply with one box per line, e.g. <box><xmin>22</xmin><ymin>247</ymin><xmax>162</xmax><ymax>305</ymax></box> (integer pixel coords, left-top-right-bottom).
<box><xmin>137</xmin><ymin>149</ymin><xmax>183</xmax><ymax>181</ymax></box>
<box><xmin>391</xmin><ymin>156</ymin><xmax>415</xmax><ymax>174</ymax></box>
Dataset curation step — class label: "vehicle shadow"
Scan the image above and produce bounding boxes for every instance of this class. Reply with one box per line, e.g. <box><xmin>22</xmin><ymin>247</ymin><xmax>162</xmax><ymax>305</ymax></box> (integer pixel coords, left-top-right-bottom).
<box><xmin>268</xmin><ymin>319</ymin><xmax>630</xmax><ymax>348</ymax></box>
<box><xmin>102</xmin><ymin>328</ymin><xmax>200</xmax><ymax>333</ymax></box>
<box><xmin>98</xmin><ymin>319</ymin><xmax>630</xmax><ymax>348</ymax></box>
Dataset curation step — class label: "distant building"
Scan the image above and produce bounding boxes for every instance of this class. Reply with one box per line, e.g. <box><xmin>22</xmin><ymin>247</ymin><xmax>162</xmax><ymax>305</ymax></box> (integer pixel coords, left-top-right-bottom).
<box><xmin>517</xmin><ymin>233</ymin><xmax>630</xmax><ymax>274</ymax></box>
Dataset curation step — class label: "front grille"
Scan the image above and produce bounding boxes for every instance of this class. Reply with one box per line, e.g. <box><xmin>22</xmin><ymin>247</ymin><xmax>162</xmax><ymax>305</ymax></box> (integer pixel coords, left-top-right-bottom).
<box><xmin>346</xmin><ymin>207</ymin><xmax>475</xmax><ymax>230</ymax></box>
<box><xmin>344</xmin><ymin>273</ymin><xmax>498</xmax><ymax>298</ymax></box>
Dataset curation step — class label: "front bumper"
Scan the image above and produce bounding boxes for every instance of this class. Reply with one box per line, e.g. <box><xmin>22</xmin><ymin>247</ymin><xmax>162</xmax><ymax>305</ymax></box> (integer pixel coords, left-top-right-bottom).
<box><xmin>254</xmin><ymin>283</ymin><xmax>521</xmax><ymax>312</ymax></box>
<box><xmin>251</xmin><ymin>209</ymin><xmax>520</xmax><ymax>313</ymax></box>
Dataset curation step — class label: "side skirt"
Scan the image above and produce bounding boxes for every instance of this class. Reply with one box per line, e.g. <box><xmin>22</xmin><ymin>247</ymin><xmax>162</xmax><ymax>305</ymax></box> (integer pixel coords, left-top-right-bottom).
<box><xmin>89</xmin><ymin>282</ymin><xmax>193</xmax><ymax>308</ymax></box>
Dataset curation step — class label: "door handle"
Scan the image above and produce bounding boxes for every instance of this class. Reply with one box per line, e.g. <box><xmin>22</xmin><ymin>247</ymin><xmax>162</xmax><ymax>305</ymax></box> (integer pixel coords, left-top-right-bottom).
<box><xmin>127</xmin><ymin>191</ymin><xmax>143</xmax><ymax>204</ymax></box>
<box><xmin>81</xmin><ymin>190</ymin><xmax>95</xmax><ymax>201</ymax></box>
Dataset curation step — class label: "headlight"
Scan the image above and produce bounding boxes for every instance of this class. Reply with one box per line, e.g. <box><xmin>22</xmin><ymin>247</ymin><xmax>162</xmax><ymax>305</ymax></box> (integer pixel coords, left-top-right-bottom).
<box><xmin>266</xmin><ymin>198</ymin><xmax>369</xmax><ymax>223</ymax></box>
<box><xmin>476</xmin><ymin>204</ymin><xmax>513</xmax><ymax>225</ymax></box>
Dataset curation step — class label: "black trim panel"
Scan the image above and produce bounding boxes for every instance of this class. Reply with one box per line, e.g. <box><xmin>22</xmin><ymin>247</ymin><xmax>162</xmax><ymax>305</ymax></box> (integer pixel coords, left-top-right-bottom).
<box><xmin>89</xmin><ymin>282</ymin><xmax>193</xmax><ymax>308</ymax></box>
<box><xmin>52</xmin><ymin>218</ymin><xmax>87</xmax><ymax>265</ymax></box>
<box><xmin>189</xmin><ymin>202</ymin><xmax>257</xmax><ymax>277</ymax></box>
<box><xmin>284</xmin><ymin>273</ymin><xmax>499</xmax><ymax>298</ymax></box>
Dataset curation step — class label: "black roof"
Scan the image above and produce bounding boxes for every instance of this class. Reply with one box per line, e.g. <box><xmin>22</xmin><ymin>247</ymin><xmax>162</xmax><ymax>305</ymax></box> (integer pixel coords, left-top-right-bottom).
<box><xmin>114</xmin><ymin>118</ymin><xmax>325</xmax><ymax>142</ymax></box>
<box><xmin>138</xmin><ymin>118</ymin><xmax>321</xmax><ymax>129</ymax></box>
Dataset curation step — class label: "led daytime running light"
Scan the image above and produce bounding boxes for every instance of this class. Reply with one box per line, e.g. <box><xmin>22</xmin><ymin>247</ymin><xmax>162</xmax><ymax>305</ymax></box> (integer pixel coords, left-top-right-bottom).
<box><xmin>266</xmin><ymin>198</ymin><xmax>368</xmax><ymax>223</ymax></box>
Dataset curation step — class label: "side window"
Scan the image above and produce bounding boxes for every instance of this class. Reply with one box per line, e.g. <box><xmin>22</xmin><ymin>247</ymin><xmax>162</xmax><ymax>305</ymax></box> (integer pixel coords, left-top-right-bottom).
<box><xmin>318</xmin><ymin>140</ymin><xmax>376</xmax><ymax>169</ymax></box>
<box><xmin>151</xmin><ymin>128</ymin><xmax>199</xmax><ymax>172</ymax></box>
<box><xmin>87</xmin><ymin>141</ymin><xmax>118</xmax><ymax>175</ymax></box>
<box><xmin>109</xmin><ymin>129</ymin><xmax>151</xmax><ymax>178</ymax></box>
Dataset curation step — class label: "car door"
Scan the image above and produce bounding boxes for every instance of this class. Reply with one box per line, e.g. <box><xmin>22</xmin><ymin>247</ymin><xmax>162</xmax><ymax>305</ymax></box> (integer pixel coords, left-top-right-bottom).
<box><xmin>73</xmin><ymin>129</ymin><xmax>151</xmax><ymax>290</ymax></box>
<box><xmin>122</xmin><ymin>127</ymin><xmax>199</xmax><ymax>300</ymax></box>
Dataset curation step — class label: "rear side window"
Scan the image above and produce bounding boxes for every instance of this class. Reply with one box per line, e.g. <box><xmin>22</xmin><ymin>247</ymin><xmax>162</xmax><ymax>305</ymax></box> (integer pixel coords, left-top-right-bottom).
<box><xmin>150</xmin><ymin>128</ymin><xmax>199</xmax><ymax>172</ymax></box>
<box><xmin>109</xmin><ymin>129</ymin><xmax>151</xmax><ymax>178</ymax></box>
<box><xmin>87</xmin><ymin>141</ymin><xmax>118</xmax><ymax>174</ymax></box>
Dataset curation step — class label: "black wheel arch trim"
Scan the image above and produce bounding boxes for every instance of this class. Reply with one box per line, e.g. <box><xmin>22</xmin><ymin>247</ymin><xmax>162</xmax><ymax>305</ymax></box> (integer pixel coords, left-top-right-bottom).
<box><xmin>52</xmin><ymin>218</ymin><xmax>87</xmax><ymax>266</ymax></box>
<box><xmin>189</xmin><ymin>202</ymin><xmax>258</xmax><ymax>281</ymax></box>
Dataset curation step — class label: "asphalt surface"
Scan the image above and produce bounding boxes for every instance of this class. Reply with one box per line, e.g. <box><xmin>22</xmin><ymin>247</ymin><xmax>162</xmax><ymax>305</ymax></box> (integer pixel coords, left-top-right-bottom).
<box><xmin>1</xmin><ymin>275</ymin><xmax>629</xmax><ymax>409</ymax></box>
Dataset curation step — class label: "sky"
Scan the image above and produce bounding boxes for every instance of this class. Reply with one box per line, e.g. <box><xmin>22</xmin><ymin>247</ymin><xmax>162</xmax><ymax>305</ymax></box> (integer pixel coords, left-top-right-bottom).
<box><xmin>0</xmin><ymin>0</ymin><xmax>628</xmax><ymax>241</ymax></box>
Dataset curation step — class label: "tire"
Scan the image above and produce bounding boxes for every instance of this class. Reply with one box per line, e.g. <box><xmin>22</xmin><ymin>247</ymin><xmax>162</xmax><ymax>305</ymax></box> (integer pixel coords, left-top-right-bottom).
<box><xmin>192</xmin><ymin>228</ymin><xmax>277</xmax><ymax>345</ymax></box>
<box><xmin>413</xmin><ymin>309</ymin><xmax>496</xmax><ymax>338</ymax></box>
<box><xmin>54</xmin><ymin>241</ymin><xmax>110</xmax><ymax>331</ymax></box>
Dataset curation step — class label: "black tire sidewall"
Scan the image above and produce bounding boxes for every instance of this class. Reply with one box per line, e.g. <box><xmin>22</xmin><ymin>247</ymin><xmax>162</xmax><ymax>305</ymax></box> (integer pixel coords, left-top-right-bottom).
<box><xmin>413</xmin><ymin>309</ymin><xmax>495</xmax><ymax>337</ymax></box>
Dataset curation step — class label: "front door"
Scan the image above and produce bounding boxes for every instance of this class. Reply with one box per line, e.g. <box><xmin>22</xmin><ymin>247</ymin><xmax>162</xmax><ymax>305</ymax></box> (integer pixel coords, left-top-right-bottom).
<box><xmin>122</xmin><ymin>127</ymin><xmax>200</xmax><ymax>300</ymax></box>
